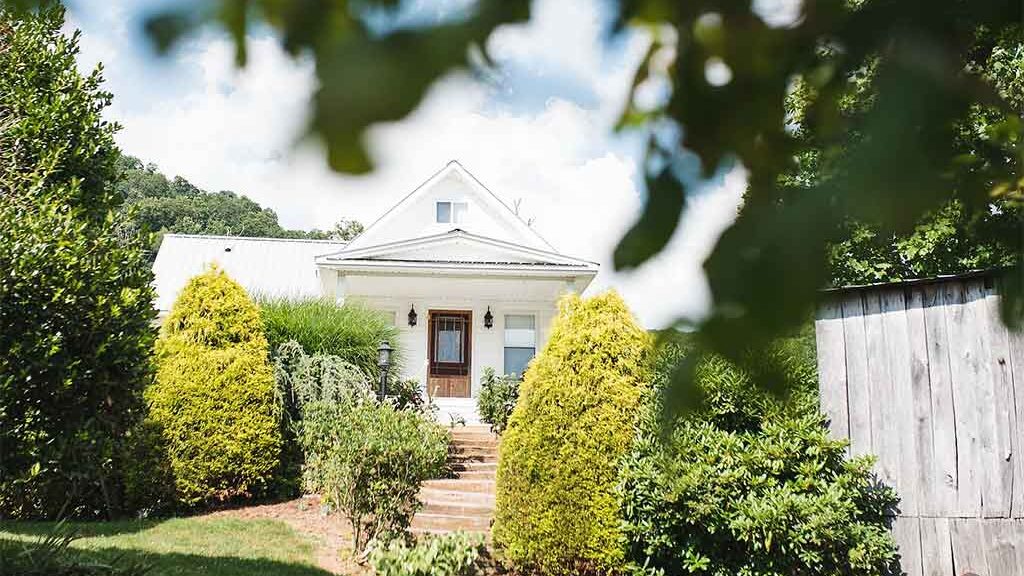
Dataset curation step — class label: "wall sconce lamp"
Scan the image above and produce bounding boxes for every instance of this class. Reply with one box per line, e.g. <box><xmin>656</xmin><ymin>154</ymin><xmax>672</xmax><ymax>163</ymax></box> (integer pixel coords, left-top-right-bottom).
<box><xmin>484</xmin><ymin>306</ymin><xmax>493</xmax><ymax>329</ymax></box>
<box><xmin>408</xmin><ymin>305</ymin><xmax>418</xmax><ymax>327</ymax></box>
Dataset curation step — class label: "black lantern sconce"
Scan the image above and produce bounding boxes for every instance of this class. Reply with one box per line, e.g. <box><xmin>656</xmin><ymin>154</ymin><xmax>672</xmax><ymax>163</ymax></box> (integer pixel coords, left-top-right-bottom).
<box><xmin>407</xmin><ymin>305</ymin><xmax>418</xmax><ymax>327</ymax></box>
<box><xmin>484</xmin><ymin>306</ymin><xmax>493</xmax><ymax>329</ymax></box>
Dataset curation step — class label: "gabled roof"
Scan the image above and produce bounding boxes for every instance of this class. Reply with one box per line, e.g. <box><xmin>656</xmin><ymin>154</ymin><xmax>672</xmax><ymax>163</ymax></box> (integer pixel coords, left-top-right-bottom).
<box><xmin>343</xmin><ymin>160</ymin><xmax>555</xmax><ymax>252</ymax></box>
<box><xmin>152</xmin><ymin>234</ymin><xmax>346</xmax><ymax>311</ymax></box>
<box><xmin>318</xmin><ymin>229</ymin><xmax>598</xmax><ymax>279</ymax></box>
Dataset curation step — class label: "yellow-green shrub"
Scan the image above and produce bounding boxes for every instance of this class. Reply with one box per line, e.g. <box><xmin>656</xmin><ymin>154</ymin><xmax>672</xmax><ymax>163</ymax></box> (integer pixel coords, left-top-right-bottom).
<box><xmin>493</xmin><ymin>291</ymin><xmax>652</xmax><ymax>575</ymax></box>
<box><xmin>146</xmin><ymin>266</ymin><xmax>281</xmax><ymax>507</ymax></box>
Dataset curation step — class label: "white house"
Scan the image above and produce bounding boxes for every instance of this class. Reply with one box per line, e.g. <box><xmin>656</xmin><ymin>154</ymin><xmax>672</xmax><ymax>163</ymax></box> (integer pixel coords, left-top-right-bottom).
<box><xmin>152</xmin><ymin>161</ymin><xmax>599</xmax><ymax>420</ymax></box>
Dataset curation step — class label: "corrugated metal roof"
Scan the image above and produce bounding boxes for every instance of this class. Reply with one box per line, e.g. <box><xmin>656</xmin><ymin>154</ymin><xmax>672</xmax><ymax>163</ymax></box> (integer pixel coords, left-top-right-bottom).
<box><xmin>152</xmin><ymin>234</ymin><xmax>347</xmax><ymax>311</ymax></box>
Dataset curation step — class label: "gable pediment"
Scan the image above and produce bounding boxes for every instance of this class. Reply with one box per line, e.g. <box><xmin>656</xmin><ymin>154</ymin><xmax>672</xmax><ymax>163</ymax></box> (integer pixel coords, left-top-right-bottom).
<box><xmin>317</xmin><ymin>230</ymin><xmax>597</xmax><ymax>270</ymax></box>
<box><xmin>343</xmin><ymin>161</ymin><xmax>554</xmax><ymax>252</ymax></box>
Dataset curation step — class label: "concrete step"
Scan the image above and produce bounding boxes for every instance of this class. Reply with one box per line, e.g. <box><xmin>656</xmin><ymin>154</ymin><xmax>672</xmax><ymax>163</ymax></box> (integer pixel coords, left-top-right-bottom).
<box><xmin>411</xmin><ymin>513</ymin><xmax>491</xmax><ymax>532</ymax></box>
<box><xmin>422</xmin><ymin>478</ymin><xmax>496</xmax><ymax>494</ymax></box>
<box><xmin>449</xmin><ymin>439</ymin><xmax>498</xmax><ymax>450</ymax></box>
<box><xmin>411</xmin><ymin>527</ymin><xmax>490</xmax><ymax>538</ymax></box>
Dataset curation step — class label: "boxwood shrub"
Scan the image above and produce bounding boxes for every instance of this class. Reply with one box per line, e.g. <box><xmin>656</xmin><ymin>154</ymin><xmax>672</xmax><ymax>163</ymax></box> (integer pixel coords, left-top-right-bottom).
<box><xmin>620</xmin><ymin>338</ymin><xmax>899</xmax><ymax>576</ymax></box>
<box><xmin>146</xmin><ymin>266</ymin><xmax>282</xmax><ymax>507</ymax></box>
<box><xmin>493</xmin><ymin>291</ymin><xmax>651</xmax><ymax>575</ymax></box>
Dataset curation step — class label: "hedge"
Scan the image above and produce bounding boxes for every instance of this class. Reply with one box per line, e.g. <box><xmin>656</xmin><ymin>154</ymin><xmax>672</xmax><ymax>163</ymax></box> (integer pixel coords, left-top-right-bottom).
<box><xmin>146</xmin><ymin>266</ymin><xmax>281</xmax><ymax>507</ymax></box>
<box><xmin>493</xmin><ymin>291</ymin><xmax>651</xmax><ymax>574</ymax></box>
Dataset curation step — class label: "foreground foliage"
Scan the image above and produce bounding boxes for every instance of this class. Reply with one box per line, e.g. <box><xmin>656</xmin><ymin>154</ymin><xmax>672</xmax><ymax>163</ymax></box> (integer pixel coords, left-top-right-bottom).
<box><xmin>260</xmin><ymin>298</ymin><xmax>399</xmax><ymax>380</ymax></box>
<box><xmin>620</xmin><ymin>339</ymin><xmax>898</xmax><ymax>576</ymax></box>
<box><xmin>494</xmin><ymin>292</ymin><xmax>651</xmax><ymax>575</ymax></box>
<box><xmin>0</xmin><ymin>5</ymin><xmax>155</xmax><ymax>519</ymax></box>
<box><xmin>300</xmin><ymin>400</ymin><xmax>448</xmax><ymax>551</ymax></box>
<box><xmin>110</xmin><ymin>0</ymin><xmax>1024</xmax><ymax>409</ymax></box>
<box><xmin>370</xmin><ymin>531</ymin><xmax>486</xmax><ymax>576</ymax></box>
<box><xmin>475</xmin><ymin>368</ymin><xmax>520</xmax><ymax>435</ymax></box>
<box><xmin>146</xmin><ymin>267</ymin><xmax>282</xmax><ymax>507</ymax></box>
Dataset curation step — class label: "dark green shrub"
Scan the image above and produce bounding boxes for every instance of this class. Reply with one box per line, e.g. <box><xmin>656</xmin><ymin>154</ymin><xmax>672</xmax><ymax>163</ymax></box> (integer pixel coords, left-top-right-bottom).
<box><xmin>476</xmin><ymin>368</ymin><xmax>519</xmax><ymax>434</ymax></box>
<box><xmin>620</xmin><ymin>342</ymin><xmax>899</xmax><ymax>576</ymax></box>
<box><xmin>371</xmin><ymin>531</ymin><xmax>487</xmax><ymax>576</ymax></box>
<box><xmin>300</xmin><ymin>400</ymin><xmax>448</xmax><ymax>551</ymax></box>
<box><xmin>388</xmin><ymin>378</ymin><xmax>427</xmax><ymax>412</ymax></box>
<box><xmin>260</xmin><ymin>297</ymin><xmax>399</xmax><ymax>379</ymax></box>
<box><xmin>0</xmin><ymin>6</ymin><xmax>156</xmax><ymax>519</ymax></box>
<box><xmin>493</xmin><ymin>292</ymin><xmax>651</xmax><ymax>575</ymax></box>
<box><xmin>146</xmin><ymin>267</ymin><xmax>282</xmax><ymax>507</ymax></box>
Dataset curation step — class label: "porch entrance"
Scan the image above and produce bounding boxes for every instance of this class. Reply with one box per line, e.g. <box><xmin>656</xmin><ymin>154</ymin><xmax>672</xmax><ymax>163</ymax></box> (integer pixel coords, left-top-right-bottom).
<box><xmin>427</xmin><ymin>310</ymin><xmax>472</xmax><ymax>398</ymax></box>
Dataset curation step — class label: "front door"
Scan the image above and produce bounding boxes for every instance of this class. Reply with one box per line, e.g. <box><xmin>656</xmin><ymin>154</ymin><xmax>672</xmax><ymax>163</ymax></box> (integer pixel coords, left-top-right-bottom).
<box><xmin>427</xmin><ymin>310</ymin><xmax>472</xmax><ymax>398</ymax></box>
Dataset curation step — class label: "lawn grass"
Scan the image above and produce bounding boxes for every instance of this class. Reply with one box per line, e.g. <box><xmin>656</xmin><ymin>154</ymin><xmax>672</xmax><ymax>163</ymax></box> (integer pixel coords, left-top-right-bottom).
<box><xmin>0</xmin><ymin>516</ymin><xmax>331</xmax><ymax>576</ymax></box>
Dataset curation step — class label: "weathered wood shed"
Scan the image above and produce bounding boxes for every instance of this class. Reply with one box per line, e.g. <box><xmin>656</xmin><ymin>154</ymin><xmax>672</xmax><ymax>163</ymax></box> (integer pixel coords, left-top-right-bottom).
<box><xmin>814</xmin><ymin>271</ymin><xmax>1024</xmax><ymax>575</ymax></box>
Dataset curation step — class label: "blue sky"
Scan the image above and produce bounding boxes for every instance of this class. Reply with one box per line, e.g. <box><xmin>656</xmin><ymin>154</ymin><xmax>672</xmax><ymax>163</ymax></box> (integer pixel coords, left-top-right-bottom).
<box><xmin>64</xmin><ymin>0</ymin><xmax>748</xmax><ymax>328</ymax></box>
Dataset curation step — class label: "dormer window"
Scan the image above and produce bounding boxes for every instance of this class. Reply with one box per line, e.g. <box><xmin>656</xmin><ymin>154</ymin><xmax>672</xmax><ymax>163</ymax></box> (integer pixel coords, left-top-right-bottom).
<box><xmin>436</xmin><ymin>201</ymin><xmax>468</xmax><ymax>224</ymax></box>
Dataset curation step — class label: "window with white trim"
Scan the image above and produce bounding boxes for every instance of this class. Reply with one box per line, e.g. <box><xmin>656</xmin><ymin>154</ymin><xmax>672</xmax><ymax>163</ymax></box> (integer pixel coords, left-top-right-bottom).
<box><xmin>504</xmin><ymin>314</ymin><xmax>536</xmax><ymax>378</ymax></box>
<box><xmin>436</xmin><ymin>201</ymin><xmax>468</xmax><ymax>224</ymax></box>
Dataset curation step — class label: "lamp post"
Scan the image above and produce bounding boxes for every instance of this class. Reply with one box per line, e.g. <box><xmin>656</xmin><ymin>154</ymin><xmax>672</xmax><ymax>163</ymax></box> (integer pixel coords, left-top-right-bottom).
<box><xmin>377</xmin><ymin>340</ymin><xmax>393</xmax><ymax>401</ymax></box>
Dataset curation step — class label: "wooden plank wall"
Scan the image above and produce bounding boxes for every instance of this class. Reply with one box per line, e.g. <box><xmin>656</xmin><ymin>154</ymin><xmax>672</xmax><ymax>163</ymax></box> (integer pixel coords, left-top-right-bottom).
<box><xmin>815</xmin><ymin>278</ymin><xmax>1024</xmax><ymax>575</ymax></box>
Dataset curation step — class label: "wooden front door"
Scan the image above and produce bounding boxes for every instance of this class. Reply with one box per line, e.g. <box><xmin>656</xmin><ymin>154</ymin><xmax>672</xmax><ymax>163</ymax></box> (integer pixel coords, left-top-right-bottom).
<box><xmin>427</xmin><ymin>310</ymin><xmax>472</xmax><ymax>398</ymax></box>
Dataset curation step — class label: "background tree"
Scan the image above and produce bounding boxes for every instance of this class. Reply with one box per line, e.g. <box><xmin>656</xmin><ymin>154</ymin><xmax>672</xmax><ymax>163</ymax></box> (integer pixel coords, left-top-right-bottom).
<box><xmin>113</xmin><ymin>155</ymin><xmax>361</xmax><ymax>256</ymax></box>
<box><xmin>0</xmin><ymin>4</ymin><xmax>156</xmax><ymax>518</ymax></box>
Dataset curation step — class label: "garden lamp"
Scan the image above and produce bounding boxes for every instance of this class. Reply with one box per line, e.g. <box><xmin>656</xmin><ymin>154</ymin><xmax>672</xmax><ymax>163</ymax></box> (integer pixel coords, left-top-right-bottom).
<box><xmin>377</xmin><ymin>340</ymin><xmax>393</xmax><ymax>400</ymax></box>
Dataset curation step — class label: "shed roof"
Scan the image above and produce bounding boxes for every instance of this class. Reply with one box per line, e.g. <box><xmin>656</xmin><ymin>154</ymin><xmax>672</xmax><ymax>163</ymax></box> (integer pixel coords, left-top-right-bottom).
<box><xmin>152</xmin><ymin>234</ymin><xmax>346</xmax><ymax>312</ymax></box>
<box><xmin>821</xmin><ymin>268</ymin><xmax>1007</xmax><ymax>295</ymax></box>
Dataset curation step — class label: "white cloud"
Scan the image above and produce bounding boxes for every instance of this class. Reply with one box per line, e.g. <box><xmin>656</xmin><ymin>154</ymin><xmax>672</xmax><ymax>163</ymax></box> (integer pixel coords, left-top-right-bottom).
<box><xmin>69</xmin><ymin>0</ymin><xmax>745</xmax><ymax>328</ymax></box>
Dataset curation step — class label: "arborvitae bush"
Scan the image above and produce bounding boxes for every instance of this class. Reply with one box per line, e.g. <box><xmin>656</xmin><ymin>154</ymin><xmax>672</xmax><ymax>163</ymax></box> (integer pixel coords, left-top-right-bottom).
<box><xmin>619</xmin><ymin>338</ymin><xmax>899</xmax><ymax>576</ymax></box>
<box><xmin>493</xmin><ymin>291</ymin><xmax>651</xmax><ymax>575</ymax></box>
<box><xmin>146</xmin><ymin>266</ymin><xmax>282</xmax><ymax>507</ymax></box>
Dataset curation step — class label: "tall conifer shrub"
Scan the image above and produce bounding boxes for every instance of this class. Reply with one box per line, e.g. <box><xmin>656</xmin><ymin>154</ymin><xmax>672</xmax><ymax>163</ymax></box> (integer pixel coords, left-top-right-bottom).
<box><xmin>493</xmin><ymin>291</ymin><xmax>651</xmax><ymax>575</ymax></box>
<box><xmin>146</xmin><ymin>266</ymin><xmax>282</xmax><ymax>507</ymax></box>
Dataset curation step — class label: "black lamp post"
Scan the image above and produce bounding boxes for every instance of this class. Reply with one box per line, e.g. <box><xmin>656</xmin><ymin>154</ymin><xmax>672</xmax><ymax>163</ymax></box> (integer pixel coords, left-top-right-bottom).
<box><xmin>377</xmin><ymin>340</ymin><xmax>393</xmax><ymax>401</ymax></box>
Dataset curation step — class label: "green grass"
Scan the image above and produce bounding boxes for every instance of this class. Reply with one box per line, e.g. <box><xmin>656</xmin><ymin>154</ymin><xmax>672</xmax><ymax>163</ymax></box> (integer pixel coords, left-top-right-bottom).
<box><xmin>259</xmin><ymin>297</ymin><xmax>400</xmax><ymax>378</ymax></box>
<box><xmin>0</xmin><ymin>517</ymin><xmax>331</xmax><ymax>576</ymax></box>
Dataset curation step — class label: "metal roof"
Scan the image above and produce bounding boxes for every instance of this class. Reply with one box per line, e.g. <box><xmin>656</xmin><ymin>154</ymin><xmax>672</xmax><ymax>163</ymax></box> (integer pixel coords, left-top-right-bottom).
<box><xmin>152</xmin><ymin>234</ymin><xmax>347</xmax><ymax>311</ymax></box>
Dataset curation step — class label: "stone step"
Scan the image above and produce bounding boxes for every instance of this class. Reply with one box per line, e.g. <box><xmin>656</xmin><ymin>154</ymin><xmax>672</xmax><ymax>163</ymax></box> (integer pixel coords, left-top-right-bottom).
<box><xmin>419</xmin><ymin>487</ymin><xmax>495</xmax><ymax>506</ymax></box>
<box><xmin>449</xmin><ymin>461</ymin><xmax>497</xmax><ymax>472</ymax></box>
<box><xmin>411</xmin><ymin>513</ymin><xmax>492</xmax><ymax>532</ymax></box>
<box><xmin>420</xmin><ymin>498</ymin><xmax>494</xmax><ymax>517</ymax></box>
<box><xmin>454</xmin><ymin>470</ymin><xmax>496</xmax><ymax>481</ymax></box>
<box><xmin>410</xmin><ymin>527</ymin><xmax>490</xmax><ymax>538</ymax></box>
<box><xmin>422</xmin><ymin>478</ymin><xmax>496</xmax><ymax>494</ymax></box>
<box><xmin>449</xmin><ymin>440</ymin><xmax>499</xmax><ymax>450</ymax></box>
<box><xmin>448</xmin><ymin>446</ymin><xmax>498</xmax><ymax>459</ymax></box>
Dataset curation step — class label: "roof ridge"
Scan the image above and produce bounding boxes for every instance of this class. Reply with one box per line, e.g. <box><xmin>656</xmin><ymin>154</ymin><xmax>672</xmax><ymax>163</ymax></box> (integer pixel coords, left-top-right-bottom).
<box><xmin>162</xmin><ymin>233</ymin><xmax>348</xmax><ymax>245</ymax></box>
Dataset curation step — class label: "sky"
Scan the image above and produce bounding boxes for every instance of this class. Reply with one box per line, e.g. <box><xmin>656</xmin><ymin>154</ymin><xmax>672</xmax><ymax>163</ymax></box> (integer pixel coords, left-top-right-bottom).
<box><xmin>64</xmin><ymin>0</ymin><xmax>750</xmax><ymax>329</ymax></box>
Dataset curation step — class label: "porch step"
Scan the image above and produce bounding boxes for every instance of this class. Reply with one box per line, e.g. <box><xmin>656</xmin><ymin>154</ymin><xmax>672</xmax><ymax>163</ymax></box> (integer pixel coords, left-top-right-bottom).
<box><xmin>422</xmin><ymin>479</ymin><xmax>496</xmax><ymax>493</ymax></box>
<box><xmin>449</xmin><ymin>461</ymin><xmax>497</xmax><ymax>473</ymax></box>
<box><xmin>412</xmin><ymin>427</ymin><xmax>499</xmax><ymax>536</ymax></box>
<box><xmin>434</xmin><ymin>398</ymin><xmax>482</xmax><ymax>426</ymax></box>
